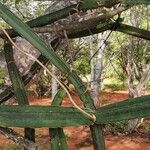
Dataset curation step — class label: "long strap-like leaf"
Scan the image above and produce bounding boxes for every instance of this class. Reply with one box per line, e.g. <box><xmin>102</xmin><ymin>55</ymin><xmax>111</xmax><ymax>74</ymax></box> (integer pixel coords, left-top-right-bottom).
<box><xmin>0</xmin><ymin>2</ymin><xmax>95</xmax><ymax>109</ymax></box>
<box><xmin>49</xmin><ymin>88</ymin><xmax>68</xmax><ymax>150</ymax></box>
<box><xmin>4</xmin><ymin>42</ymin><xmax>35</xmax><ymax>149</ymax></box>
<box><xmin>4</xmin><ymin>42</ymin><xmax>28</xmax><ymax>105</ymax></box>
<box><xmin>0</xmin><ymin>3</ymin><xmax>105</xmax><ymax>150</ymax></box>
<box><xmin>1</xmin><ymin>95</ymin><xmax>150</xmax><ymax>127</ymax></box>
<box><xmin>0</xmin><ymin>41</ymin><xmax>59</xmax><ymax>104</ymax></box>
<box><xmin>0</xmin><ymin>105</ymin><xmax>93</xmax><ymax>128</ymax></box>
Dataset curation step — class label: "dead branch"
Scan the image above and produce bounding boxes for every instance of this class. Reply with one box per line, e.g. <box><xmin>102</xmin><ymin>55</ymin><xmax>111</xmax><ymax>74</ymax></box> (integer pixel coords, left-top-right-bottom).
<box><xmin>0</xmin><ymin>127</ymin><xmax>37</xmax><ymax>150</ymax></box>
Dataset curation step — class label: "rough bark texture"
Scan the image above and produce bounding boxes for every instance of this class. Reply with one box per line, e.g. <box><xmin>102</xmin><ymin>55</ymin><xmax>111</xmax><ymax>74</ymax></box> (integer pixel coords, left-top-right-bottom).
<box><xmin>126</xmin><ymin>6</ymin><xmax>150</xmax><ymax>133</ymax></box>
<box><xmin>90</xmin><ymin>32</ymin><xmax>108</xmax><ymax>107</ymax></box>
<box><xmin>51</xmin><ymin>65</ymin><xmax>58</xmax><ymax>99</ymax></box>
<box><xmin>0</xmin><ymin>127</ymin><xmax>37</xmax><ymax>150</ymax></box>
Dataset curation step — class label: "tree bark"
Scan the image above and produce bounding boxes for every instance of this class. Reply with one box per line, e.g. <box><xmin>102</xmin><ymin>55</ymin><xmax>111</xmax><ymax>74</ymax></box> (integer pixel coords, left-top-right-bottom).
<box><xmin>126</xmin><ymin>6</ymin><xmax>150</xmax><ymax>133</ymax></box>
<box><xmin>90</xmin><ymin>32</ymin><xmax>108</xmax><ymax>106</ymax></box>
<box><xmin>0</xmin><ymin>127</ymin><xmax>37</xmax><ymax>150</ymax></box>
<box><xmin>51</xmin><ymin>65</ymin><xmax>58</xmax><ymax>99</ymax></box>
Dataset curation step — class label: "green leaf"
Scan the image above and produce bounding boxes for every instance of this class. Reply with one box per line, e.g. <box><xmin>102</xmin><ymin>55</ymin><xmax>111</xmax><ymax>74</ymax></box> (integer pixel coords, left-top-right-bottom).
<box><xmin>101</xmin><ymin>9</ymin><xmax>107</xmax><ymax>14</ymax></box>
<box><xmin>0</xmin><ymin>106</ymin><xmax>93</xmax><ymax>128</ymax></box>
<box><xmin>0</xmin><ymin>2</ymin><xmax>70</xmax><ymax>75</ymax></box>
<box><xmin>117</xmin><ymin>17</ymin><xmax>124</xmax><ymax>23</ymax></box>
<box><xmin>4</xmin><ymin>42</ymin><xmax>35</xmax><ymax>143</ymax></box>
<box><xmin>96</xmin><ymin>95</ymin><xmax>150</xmax><ymax>124</ymax></box>
<box><xmin>96</xmin><ymin>22</ymin><xmax>108</xmax><ymax>29</ymax></box>
<box><xmin>80</xmin><ymin>0</ymin><xmax>98</xmax><ymax>9</ymax></box>
<box><xmin>4</xmin><ymin>43</ymin><xmax>28</xmax><ymax>105</ymax></box>
<box><xmin>0</xmin><ymin>1</ymin><xmax>95</xmax><ymax>109</ymax></box>
<box><xmin>15</xmin><ymin>0</ymin><xmax>22</xmax><ymax>5</ymax></box>
<box><xmin>27</xmin><ymin>4</ymin><xmax>78</xmax><ymax>28</ymax></box>
<box><xmin>1</xmin><ymin>95</ymin><xmax>150</xmax><ymax>128</ymax></box>
<box><xmin>50</xmin><ymin>128</ymin><xmax>68</xmax><ymax>150</ymax></box>
<box><xmin>50</xmin><ymin>88</ymin><xmax>68</xmax><ymax>150</ymax></box>
<box><xmin>52</xmin><ymin>88</ymin><xmax>66</xmax><ymax>106</ymax></box>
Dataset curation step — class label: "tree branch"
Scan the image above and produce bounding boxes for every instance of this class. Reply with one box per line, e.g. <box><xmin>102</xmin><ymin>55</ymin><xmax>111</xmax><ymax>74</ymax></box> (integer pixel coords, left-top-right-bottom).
<box><xmin>136</xmin><ymin>60</ymin><xmax>150</xmax><ymax>92</ymax></box>
<box><xmin>9</xmin><ymin>5</ymin><xmax>149</xmax><ymax>42</ymax></box>
<box><xmin>0</xmin><ymin>127</ymin><xmax>37</xmax><ymax>150</ymax></box>
<box><xmin>113</xmin><ymin>23</ymin><xmax>150</xmax><ymax>41</ymax></box>
<box><xmin>0</xmin><ymin>1</ymin><xmax>121</xmax><ymax>39</ymax></box>
<box><xmin>1</xmin><ymin>5</ymin><xmax>150</xmax><ymax>103</ymax></box>
<box><xmin>0</xmin><ymin>41</ymin><xmax>59</xmax><ymax>104</ymax></box>
<box><xmin>32</xmin><ymin>5</ymin><xmax>130</xmax><ymax>37</ymax></box>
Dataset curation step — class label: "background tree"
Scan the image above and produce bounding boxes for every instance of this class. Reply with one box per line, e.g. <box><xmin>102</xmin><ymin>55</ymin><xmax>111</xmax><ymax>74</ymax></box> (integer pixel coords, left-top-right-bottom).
<box><xmin>0</xmin><ymin>1</ymin><xmax>150</xmax><ymax>149</ymax></box>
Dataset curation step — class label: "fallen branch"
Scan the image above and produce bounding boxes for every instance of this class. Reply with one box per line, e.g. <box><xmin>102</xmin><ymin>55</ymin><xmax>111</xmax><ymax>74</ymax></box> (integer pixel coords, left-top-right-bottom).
<box><xmin>0</xmin><ymin>127</ymin><xmax>37</xmax><ymax>150</ymax></box>
<box><xmin>0</xmin><ymin>4</ymin><xmax>129</xmax><ymax>39</ymax></box>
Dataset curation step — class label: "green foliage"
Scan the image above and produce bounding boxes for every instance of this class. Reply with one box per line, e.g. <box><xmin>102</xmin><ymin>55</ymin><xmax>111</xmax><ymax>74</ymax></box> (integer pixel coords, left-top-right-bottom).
<box><xmin>146</xmin><ymin>82</ymin><xmax>150</xmax><ymax>88</ymax></box>
<box><xmin>2</xmin><ymin>144</ymin><xmax>22</xmax><ymax>150</ymax></box>
<box><xmin>103</xmin><ymin>78</ymin><xmax>125</xmax><ymax>91</ymax></box>
<box><xmin>4</xmin><ymin>43</ymin><xmax>29</xmax><ymax>105</ymax></box>
<box><xmin>1</xmin><ymin>2</ymin><xmax>150</xmax><ymax>150</ymax></box>
<box><xmin>96</xmin><ymin>22</ymin><xmax>108</xmax><ymax>29</ymax></box>
<box><xmin>50</xmin><ymin>88</ymin><xmax>68</xmax><ymax>150</ymax></box>
<box><xmin>74</xmin><ymin>58</ymin><xmax>90</xmax><ymax>75</ymax></box>
<box><xmin>104</xmin><ymin>83</ymin><xmax>124</xmax><ymax>91</ymax></box>
<box><xmin>1</xmin><ymin>95</ymin><xmax>150</xmax><ymax>127</ymax></box>
<box><xmin>139</xmin><ymin>118</ymin><xmax>150</xmax><ymax>134</ymax></box>
<box><xmin>2</xmin><ymin>0</ymin><xmax>47</xmax><ymax>21</ymax></box>
<box><xmin>15</xmin><ymin>0</ymin><xmax>22</xmax><ymax>5</ymax></box>
<box><xmin>100</xmin><ymin>9</ymin><xmax>108</xmax><ymax>14</ymax></box>
<box><xmin>80</xmin><ymin>0</ymin><xmax>98</xmax><ymax>9</ymax></box>
<box><xmin>107</xmin><ymin>121</ymin><xmax>128</xmax><ymax>135</ymax></box>
<box><xmin>117</xmin><ymin>17</ymin><xmax>125</xmax><ymax>23</ymax></box>
<box><xmin>15</xmin><ymin>0</ymin><xmax>28</xmax><ymax>5</ymax></box>
<box><xmin>11</xmin><ymin>144</ymin><xmax>22</xmax><ymax>150</ymax></box>
<box><xmin>0</xmin><ymin>68</ymin><xmax>5</xmax><ymax>86</ymax></box>
<box><xmin>0</xmin><ymin>78</ymin><xmax>4</xmax><ymax>85</ymax></box>
<box><xmin>33</xmin><ymin>2</ymin><xmax>49</xmax><ymax>17</ymax></box>
<box><xmin>0</xmin><ymin>105</ymin><xmax>93</xmax><ymax>127</ymax></box>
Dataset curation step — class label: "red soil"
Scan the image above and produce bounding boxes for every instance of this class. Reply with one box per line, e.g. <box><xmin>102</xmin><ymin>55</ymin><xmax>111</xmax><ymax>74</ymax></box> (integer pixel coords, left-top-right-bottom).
<box><xmin>1</xmin><ymin>91</ymin><xmax>150</xmax><ymax>150</ymax></box>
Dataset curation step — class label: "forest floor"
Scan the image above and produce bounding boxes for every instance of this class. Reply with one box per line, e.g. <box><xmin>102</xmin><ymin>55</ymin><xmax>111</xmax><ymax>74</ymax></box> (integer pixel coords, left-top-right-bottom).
<box><xmin>0</xmin><ymin>90</ymin><xmax>150</xmax><ymax>150</ymax></box>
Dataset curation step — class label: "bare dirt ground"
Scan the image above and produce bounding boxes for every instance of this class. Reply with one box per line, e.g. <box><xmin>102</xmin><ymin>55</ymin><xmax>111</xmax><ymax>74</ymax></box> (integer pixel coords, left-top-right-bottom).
<box><xmin>0</xmin><ymin>91</ymin><xmax>150</xmax><ymax>150</ymax></box>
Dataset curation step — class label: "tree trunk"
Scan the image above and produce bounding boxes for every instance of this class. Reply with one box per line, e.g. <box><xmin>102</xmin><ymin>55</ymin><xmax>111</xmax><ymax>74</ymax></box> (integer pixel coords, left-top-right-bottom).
<box><xmin>90</xmin><ymin>32</ymin><xmax>107</xmax><ymax>106</ymax></box>
<box><xmin>125</xmin><ymin>6</ymin><xmax>150</xmax><ymax>133</ymax></box>
<box><xmin>125</xmin><ymin>38</ymin><xmax>143</xmax><ymax>133</ymax></box>
<box><xmin>51</xmin><ymin>65</ymin><xmax>58</xmax><ymax>99</ymax></box>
